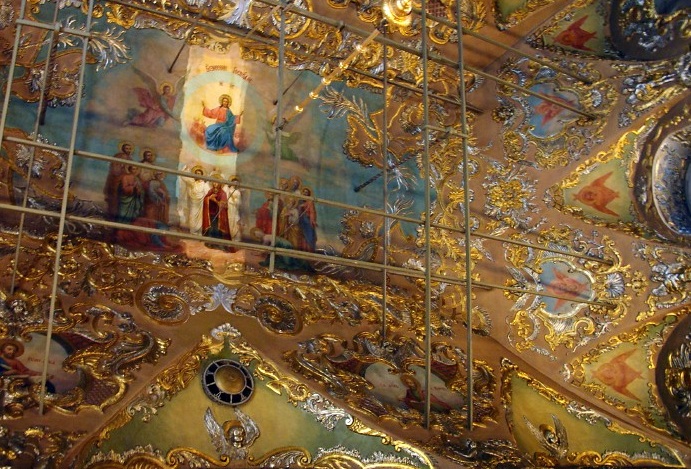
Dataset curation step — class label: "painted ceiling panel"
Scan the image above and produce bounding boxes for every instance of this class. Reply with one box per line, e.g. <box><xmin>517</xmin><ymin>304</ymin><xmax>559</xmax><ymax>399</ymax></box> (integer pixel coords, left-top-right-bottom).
<box><xmin>0</xmin><ymin>0</ymin><xmax>689</xmax><ymax>468</ymax></box>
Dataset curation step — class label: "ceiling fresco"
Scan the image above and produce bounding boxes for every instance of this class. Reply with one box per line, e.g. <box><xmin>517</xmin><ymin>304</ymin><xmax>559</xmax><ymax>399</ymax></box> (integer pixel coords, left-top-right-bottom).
<box><xmin>0</xmin><ymin>0</ymin><xmax>689</xmax><ymax>468</ymax></box>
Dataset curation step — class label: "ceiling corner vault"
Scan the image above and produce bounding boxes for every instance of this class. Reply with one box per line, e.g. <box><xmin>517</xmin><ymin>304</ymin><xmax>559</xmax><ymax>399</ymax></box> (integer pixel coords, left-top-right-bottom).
<box><xmin>0</xmin><ymin>0</ymin><xmax>689</xmax><ymax>467</ymax></box>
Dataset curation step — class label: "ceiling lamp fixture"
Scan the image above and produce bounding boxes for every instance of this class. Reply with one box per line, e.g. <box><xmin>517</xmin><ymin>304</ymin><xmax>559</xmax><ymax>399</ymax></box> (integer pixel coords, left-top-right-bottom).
<box><xmin>382</xmin><ymin>0</ymin><xmax>413</xmax><ymax>27</ymax></box>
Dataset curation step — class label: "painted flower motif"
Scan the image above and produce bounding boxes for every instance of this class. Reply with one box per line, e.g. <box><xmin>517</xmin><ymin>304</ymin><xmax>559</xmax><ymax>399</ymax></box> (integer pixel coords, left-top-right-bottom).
<box><xmin>604</xmin><ymin>272</ymin><xmax>625</xmax><ymax>298</ymax></box>
<box><xmin>487</xmin><ymin>179</ymin><xmax>527</xmax><ymax>211</ymax></box>
<box><xmin>483</xmin><ymin>160</ymin><xmax>542</xmax><ymax>230</ymax></box>
<box><xmin>360</xmin><ymin>220</ymin><xmax>375</xmax><ymax>239</ymax></box>
<box><xmin>205</xmin><ymin>284</ymin><xmax>238</xmax><ymax>313</ymax></box>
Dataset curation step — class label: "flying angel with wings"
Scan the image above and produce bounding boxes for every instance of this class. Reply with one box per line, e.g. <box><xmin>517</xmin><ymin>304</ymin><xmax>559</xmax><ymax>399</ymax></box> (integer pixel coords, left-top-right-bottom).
<box><xmin>204</xmin><ymin>407</ymin><xmax>260</xmax><ymax>460</ymax></box>
<box><xmin>523</xmin><ymin>414</ymin><xmax>569</xmax><ymax>460</ymax></box>
<box><xmin>123</xmin><ymin>67</ymin><xmax>185</xmax><ymax>128</ymax></box>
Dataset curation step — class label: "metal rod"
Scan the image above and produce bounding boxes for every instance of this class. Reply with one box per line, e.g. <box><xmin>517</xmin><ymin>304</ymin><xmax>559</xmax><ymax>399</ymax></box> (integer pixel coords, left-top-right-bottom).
<box><xmin>0</xmin><ymin>199</ymin><xmax>617</xmax><ymax>309</ymax></box>
<box><xmin>0</xmin><ymin>0</ymin><xmax>27</xmax><ymax>140</ymax></box>
<box><xmin>38</xmin><ymin>0</ymin><xmax>95</xmax><ymax>416</ymax></box>
<box><xmin>107</xmin><ymin>0</ymin><xmax>591</xmax><ymax>118</ymax></box>
<box><xmin>1</xmin><ymin>0</ymin><xmax>30</xmax><ymax>295</ymax></box>
<box><xmin>354</xmin><ymin>151</ymin><xmax>417</xmax><ymax>193</ymax></box>
<box><xmin>421</xmin><ymin>1</ymin><xmax>433</xmax><ymax>430</ymax></box>
<box><xmin>381</xmin><ymin>21</ymin><xmax>389</xmax><ymax>347</ymax></box>
<box><xmin>167</xmin><ymin>8</ymin><xmax>206</xmax><ymax>73</ymax></box>
<box><xmin>254</xmin><ymin>0</ymin><xmax>595</xmax><ymax>118</ymax></box>
<box><xmin>244</xmin><ymin>4</ymin><xmax>284</xmax><ymax>39</ymax></box>
<box><xmin>281</xmin><ymin>29</ymin><xmax>380</xmax><ymax>126</ymax></box>
<box><xmin>4</xmin><ymin>135</ymin><xmax>613</xmax><ymax>266</ymax></box>
<box><xmin>273</xmin><ymin>71</ymin><xmax>304</xmax><ymax>105</ymax></box>
<box><xmin>11</xmin><ymin>4</ymin><xmax>62</xmax><ymax>296</ymax></box>
<box><xmin>455</xmin><ymin>0</ymin><xmax>474</xmax><ymax>431</ymax></box>
<box><xmin>15</xmin><ymin>17</ymin><xmax>91</xmax><ymax>38</ymax></box>
<box><xmin>423</xmin><ymin>123</ymin><xmax>470</xmax><ymax>139</ymax></box>
<box><xmin>38</xmin><ymin>19</ymin><xmax>62</xmax><ymax>125</ymax></box>
<box><xmin>267</xmin><ymin>1</ymin><xmax>290</xmax><ymax>271</ymax></box>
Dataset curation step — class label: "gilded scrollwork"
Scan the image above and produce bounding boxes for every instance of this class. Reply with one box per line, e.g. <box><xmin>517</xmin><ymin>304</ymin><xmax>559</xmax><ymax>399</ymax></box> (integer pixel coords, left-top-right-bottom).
<box><xmin>428</xmin><ymin>434</ymin><xmax>528</xmax><ymax>468</ymax></box>
<box><xmin>87</xmin><ymin>444</ymin><xmax>428</xmax><ymax>469</ymax></box>
<box><xmin>0</xmin><ymin>424</ymin><xmax>84</xmax><ymax>468</ymax></box>
<box><xmin>614</xmin><ymin>54</ymin><xmax>690</xmax><ymax>127</ymax></box>
<box><xmin>0</xmin><ymin>285</ymin><xmax>169</xmax><ymax>417</ymax></box>
<box><xmin>634</xmin><ymin>243</ymin><xmax>691</xmax><ymax>320</ymax></box>
<box><xmin>494</xmin><ymin>59</ymin><xmax>615</xmax><ymax>169</ymax></box>
<box><xmin>219</xmin><ymin>274</ymin><xmax>407</xmax><ymax>335</ymax></box>
<box><xmin>504</xmin><ymin>227</ymin><xmax>634</xmax><ymax>356</ymax></box>
<box><xmin>658</xmin><ymin>312</ymin><xmax>691</xmax><ymax>437</ymax></box>
<box><xmin>611</xmin><ymin>0</ymin><xmax>690</xmax><ymax>60</ymax></box>
<box><xmin>0</xmin><ymin>232</ymin><xmax>186</xmax><ymax>417</ymax></box>
<box><xmin>328</xmin><ymin>0</ymin><xmax>485</xmax><ymax>39</ymax></box>
<box><xmin>482</xmin><ymin>159</ymin><xmax>545</xmax><ymax>232</ymax></box>
<box><xmin>136</xmin><ymin>278</ymin><xmax>208</xmax><ymax>324</ymax></box>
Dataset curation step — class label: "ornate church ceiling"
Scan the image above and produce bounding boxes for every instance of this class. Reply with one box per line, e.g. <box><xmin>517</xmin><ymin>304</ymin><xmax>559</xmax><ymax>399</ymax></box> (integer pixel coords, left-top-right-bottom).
<box><xmin>0</xmin><ymin>0</ymin><xmax>689</xmax><ymax>467</ymax></box>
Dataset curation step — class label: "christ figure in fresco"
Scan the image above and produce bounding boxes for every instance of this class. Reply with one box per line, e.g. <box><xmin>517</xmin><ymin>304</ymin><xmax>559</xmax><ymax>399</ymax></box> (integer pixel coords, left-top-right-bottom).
<box><xmin>0</xmin><ymin>339</ymin><xmax>56</xmax><ymax>393</ymax></box>
<box><xmin>198</xmin><ymin>94</ymin><xmax>243</xmax><ymax>153</ymax></box>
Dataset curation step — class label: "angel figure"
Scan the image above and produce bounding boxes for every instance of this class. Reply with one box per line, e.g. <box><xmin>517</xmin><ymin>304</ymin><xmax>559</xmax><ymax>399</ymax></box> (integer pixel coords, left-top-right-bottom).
<box><xmin>523</xmin><ymin>414</ymin><xmax>569</xmax><ymax>460</ymax></box>
<box><xmin>265</xmin><ymin>115</ymin><xmax>301</xmax><ymax>162</ymax></box>
<box><xmin>204</xmin><ymin>407</ymin><xmax>259</xmax><ymax>460</ymax></box>
<box><xmin>123</xmin><ymin>67</ymin><xmax>185</xmax><ymax>128</ymax></box>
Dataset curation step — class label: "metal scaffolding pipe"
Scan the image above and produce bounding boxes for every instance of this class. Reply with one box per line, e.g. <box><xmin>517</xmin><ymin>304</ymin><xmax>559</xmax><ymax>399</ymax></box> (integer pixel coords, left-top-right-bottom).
<box><xmin>0</xmin><ymin>199</ymin><xmax>616</xmax><ymax>311</ymax></box>
<box><xmin>455</xmin><ymin>0</ymin><xmax>474</xmax><ymax>430</ymax></box>
<box><xmin>268</xmin><ymin>1</ymin><xmax>290</xmax><ymax>271</ymax></box>
<box><xmin>253</xmin><ymin>0</ymin><xmax>595</xmax><ymax>118</ymax></box>
<box><xmin>2</xmin><ymin>135</ymin><xmax>613</xmax><ymax>266</ymax></box>
<box><xmin>421</xmin><ymin>0</ymin><xmax>433</xmax><ymax>430</ymax></box>
<box><xmin>105</xmin><ymin>0</ymin><xmax>595</xmax><ymax>118</ymax></box>
<box><xmin>10</xmin><ymin>2</ymin><xmax>62</xmax><ymax>296</ymax></box>
<box><xmin>38</xmin><ymin>0</ymin><xmax>96</xmax><ymax>415</ymax></box>
<box><xmin>0</xmin><ymin>135</ymin><xmax>615</xmax><ymax>269</ymax></box>
<box><xmin>381</xmin><ymin>22</ymin><xmax>390</xmax><ymax>347</ymax></box>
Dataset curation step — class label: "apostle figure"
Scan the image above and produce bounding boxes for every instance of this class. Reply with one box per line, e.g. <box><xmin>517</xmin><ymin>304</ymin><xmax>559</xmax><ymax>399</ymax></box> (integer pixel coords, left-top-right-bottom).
<box><xmin>297</xmin><ymin>186</ymin><xmax>317</xmax><ymax>252</ymax></box>
<box><xmin>226</xmin><ymin>176</ymin><xmax>242</xmax><ymax>243</ymax></box>
<box><xmin>138</xmin><ymin>148</ymin><xmax>157</xmax><ymax>189</ymax></box>
<box><xmin>145</xmin><ymin>171</ymin><xmax>170</xmax><ymax>225</ymax></box>
<box><xmin>104</xmin><ymin>142</ymin><xmax>134</xmax><ymax>219</ymax></box>
<box><xmin>203</xmin><ymin>175</ymin><xmax>233</xmax><ymax>251</ymax></box>
<box><xmin>180</xmin><ymin>165</ymin><xmax>209</xmax><ymax>235</ymax></box>
<box><xmin>116</xmin><ymin>165</ymin><xmax>145</xmax><ymax>223</ymax></box>
<box><xmin>255</xmin><ymin>192</ymin><xmax>275</xmax><ymax>236</ymax></box>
